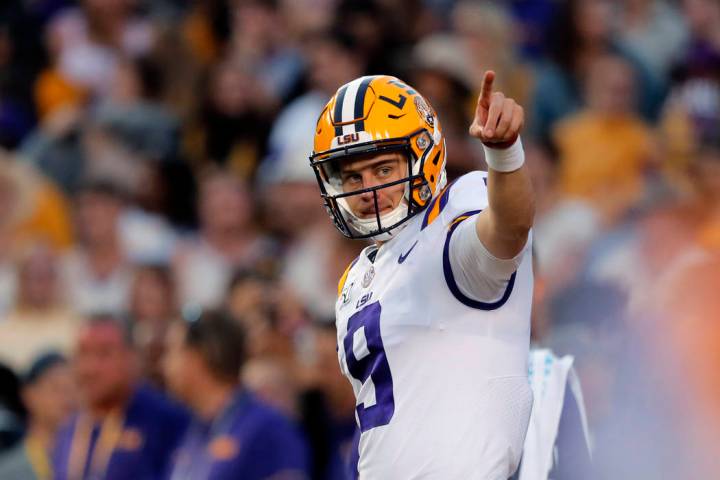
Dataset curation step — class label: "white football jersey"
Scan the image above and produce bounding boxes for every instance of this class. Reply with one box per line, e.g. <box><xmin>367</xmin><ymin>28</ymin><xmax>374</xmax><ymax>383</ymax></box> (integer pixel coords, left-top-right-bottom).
<box><xmin>336</xmin><ymin>171</ymin><xmax>534</xmax><ymax>480</ymax></box>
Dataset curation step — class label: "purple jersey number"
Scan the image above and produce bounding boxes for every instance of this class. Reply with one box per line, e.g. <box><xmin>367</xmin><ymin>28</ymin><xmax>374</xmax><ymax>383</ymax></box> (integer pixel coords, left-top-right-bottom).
<box><xmin>343</xmin><ymin>301</ymin><xmax>395</xmax><ymax>432</ymax></box>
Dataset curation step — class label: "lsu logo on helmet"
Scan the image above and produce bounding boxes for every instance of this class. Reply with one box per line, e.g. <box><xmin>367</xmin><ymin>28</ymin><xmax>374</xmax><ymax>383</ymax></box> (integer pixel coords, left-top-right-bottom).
<box><xmin>310</xmin><ymin>75</ymin><xmax>447</xmax><ymax>241</ymax></box>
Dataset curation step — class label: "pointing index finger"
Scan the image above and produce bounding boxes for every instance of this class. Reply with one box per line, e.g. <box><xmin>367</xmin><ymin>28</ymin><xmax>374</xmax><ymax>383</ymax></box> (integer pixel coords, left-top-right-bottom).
<box><xmin>479</xmin><ymin>70</ymin><xmax>495</xmax><ymax>107</ymax></box>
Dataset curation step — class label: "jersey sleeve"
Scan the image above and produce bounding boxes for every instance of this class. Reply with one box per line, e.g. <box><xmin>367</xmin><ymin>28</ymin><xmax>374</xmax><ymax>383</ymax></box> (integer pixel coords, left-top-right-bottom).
<box><xmin>440</xmin><ymin>171</ymin><xmax>531</xmax><ymax>305</ymax></box>
<box><xmin>448</xmin><ymin>216</ymin><xmax>530</xmax><ymax>304</ymax></box>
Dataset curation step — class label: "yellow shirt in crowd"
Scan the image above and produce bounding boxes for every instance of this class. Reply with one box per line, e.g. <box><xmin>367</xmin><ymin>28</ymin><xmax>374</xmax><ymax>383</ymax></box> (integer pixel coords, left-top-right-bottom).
<box><xmin>553</xmin><ymin>111</ymin><xmax>654</xmax><ymax>219</ymax></box>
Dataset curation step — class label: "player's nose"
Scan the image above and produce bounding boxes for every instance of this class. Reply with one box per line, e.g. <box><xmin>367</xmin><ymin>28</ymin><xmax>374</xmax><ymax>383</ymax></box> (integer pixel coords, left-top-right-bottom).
<box><xmin>358</xmin><ymin>187</ymin><xmax>375</xmax><ymax>203</ymax></box>
<box><xmin>361</xmin><ymin>170</ymin><xmax>384</xmax><ymax>189</ymax></box>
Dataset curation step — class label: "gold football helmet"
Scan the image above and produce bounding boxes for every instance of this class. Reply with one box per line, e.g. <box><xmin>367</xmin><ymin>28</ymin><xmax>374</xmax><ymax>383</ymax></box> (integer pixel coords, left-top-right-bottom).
<box><xmin>310</xmin><ymin>75</ymin><xmax>447</xmax><ymax>241</ymax></box>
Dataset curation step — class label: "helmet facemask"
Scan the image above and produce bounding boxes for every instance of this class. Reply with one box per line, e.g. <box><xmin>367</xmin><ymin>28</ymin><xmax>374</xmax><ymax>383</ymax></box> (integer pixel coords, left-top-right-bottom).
<box><xmin>310</xmin><ymin>130</ymin><xmax>442</xmax><ymax>241</ymax></box>
<box><xmin>311</xmin><ymin>75</ymin><xmax>447</xmax><ymax>241</ymax></box>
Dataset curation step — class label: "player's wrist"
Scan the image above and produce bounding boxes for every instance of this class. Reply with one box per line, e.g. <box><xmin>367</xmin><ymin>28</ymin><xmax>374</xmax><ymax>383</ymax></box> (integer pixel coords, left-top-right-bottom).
<box><xmin>482</xmin><ymin>135</ymin><xmax>524</xmax><ymax>172</ymax></box>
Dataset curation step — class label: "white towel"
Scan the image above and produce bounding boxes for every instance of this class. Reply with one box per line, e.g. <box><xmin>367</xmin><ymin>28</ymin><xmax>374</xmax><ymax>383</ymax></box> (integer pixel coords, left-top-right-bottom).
<box><xmin>518</xmin><ymin>349</ymin><xmax>590</xmax><ymax>480</ymax></box>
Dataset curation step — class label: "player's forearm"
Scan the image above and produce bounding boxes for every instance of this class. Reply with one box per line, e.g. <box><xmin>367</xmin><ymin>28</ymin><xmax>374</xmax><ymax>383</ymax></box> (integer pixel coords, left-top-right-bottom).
<box><xmin>476</xmin><ymin>143</ymin><xmax>535</xmax><ymax>259</ymax></box>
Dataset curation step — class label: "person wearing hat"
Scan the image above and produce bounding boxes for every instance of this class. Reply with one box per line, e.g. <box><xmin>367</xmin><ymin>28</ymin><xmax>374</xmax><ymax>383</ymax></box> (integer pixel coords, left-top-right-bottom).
<box><xmin>0</xmin><ymin>352</ymin><xmax>76</xmax><ymax>480</ymax></box>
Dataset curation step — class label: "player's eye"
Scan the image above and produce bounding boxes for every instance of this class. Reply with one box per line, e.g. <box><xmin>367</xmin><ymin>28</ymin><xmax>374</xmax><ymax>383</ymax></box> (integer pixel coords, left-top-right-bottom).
<box><xmin>342</xmin><ymin>173</ymin><xmax>362</xmax><ymax>187</ymax></box>
<box><xmin>377</xmin><ymin>165</ymin><xmax>394</xmax><ymax>177</ymax></box>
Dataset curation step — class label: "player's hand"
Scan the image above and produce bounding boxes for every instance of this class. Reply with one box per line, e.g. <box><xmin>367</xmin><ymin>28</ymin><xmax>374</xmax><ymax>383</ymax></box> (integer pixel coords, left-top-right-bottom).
<box><xmin>468</xmin><ymin>71</ymin><xmax>524</xmax><ymax>147</ymax></box>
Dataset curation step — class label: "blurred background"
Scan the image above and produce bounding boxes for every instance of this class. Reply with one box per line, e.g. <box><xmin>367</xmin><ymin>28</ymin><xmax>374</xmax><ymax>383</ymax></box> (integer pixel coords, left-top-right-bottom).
<box><xmin>0</xmin><ymin>0</ymin><xmax>718</xmax><ymax>478</ymax></box>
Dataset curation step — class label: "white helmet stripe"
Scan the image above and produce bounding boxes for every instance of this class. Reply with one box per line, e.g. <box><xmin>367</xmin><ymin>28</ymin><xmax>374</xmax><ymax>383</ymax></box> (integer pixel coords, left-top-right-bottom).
<box><xmin>352</xmin><ymin>76</ymin><xmax>375</xmax><ymax>132</ymax></box>
<box><xmin>341</xmin><ymin>77</ymin><xmax>364</xmax><ymax>134</ymax></box>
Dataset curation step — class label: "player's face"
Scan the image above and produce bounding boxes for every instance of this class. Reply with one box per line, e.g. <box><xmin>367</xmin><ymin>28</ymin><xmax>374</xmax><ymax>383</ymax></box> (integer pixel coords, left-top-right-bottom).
<box><xmin>339</xmin><ymin>152</ymin><xmax>407</xmax><ymax>219</ymax></box>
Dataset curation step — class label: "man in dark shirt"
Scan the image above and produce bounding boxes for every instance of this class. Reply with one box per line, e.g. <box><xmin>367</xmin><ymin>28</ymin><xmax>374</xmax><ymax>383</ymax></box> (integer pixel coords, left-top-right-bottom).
<box><xmin>165</xmin><ymin>310</ymin><xmax>309</xmax><ymax>480</ymax></box>
<box><xmin>53</xmin><ymin>316</ymin><xmax>189</xmax><ymax>480</ymax></box>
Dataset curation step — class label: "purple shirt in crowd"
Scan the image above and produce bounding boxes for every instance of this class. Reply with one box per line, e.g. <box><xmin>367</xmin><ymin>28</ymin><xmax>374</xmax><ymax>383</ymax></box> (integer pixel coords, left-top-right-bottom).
<box><xmin>53</xmin><ymin>384</ymin><xmax>190</xmax><ymax>480</ymax></box>
<box><xmin>169</xmin><ymin>389</ymin><xmax>309</xmax><ymax>480</ymax></box>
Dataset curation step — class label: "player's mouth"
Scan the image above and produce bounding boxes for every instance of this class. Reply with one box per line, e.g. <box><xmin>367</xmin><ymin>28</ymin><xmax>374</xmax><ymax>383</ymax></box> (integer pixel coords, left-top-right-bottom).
<box><xmin>358</xmin><ymin>204</ymin><xmax>393</xmax><ymax>218</ymax></box>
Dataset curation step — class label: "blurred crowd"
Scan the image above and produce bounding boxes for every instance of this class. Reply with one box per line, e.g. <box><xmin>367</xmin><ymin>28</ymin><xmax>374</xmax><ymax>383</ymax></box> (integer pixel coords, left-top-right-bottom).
<box><xmin>0</xmin><ymin>0</ymin><xmax>718</xmax><ymax>478</ymax></box>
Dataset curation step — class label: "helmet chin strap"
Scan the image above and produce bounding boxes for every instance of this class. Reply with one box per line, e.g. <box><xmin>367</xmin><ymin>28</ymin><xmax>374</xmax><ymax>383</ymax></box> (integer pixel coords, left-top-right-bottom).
<box><xmin>364</xmin><ymin>200</ymin><xmax>410</xmax><ymax>242</ymax></box>
<box><xmin>337</xmin><ymin>194</ymin><xmax>410</xmax><ymax>242</ymax></box>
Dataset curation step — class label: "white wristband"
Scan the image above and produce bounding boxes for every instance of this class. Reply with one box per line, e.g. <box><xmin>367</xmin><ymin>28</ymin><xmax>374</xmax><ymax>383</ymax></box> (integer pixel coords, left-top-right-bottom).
<box><xmin>482</xmin><ymin>136</ymin><xmax>525</xmax><ymax>172</ymax></box>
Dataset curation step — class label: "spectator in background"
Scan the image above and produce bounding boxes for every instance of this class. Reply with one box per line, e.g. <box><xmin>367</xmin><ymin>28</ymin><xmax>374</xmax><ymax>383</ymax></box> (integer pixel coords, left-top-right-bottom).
<box><xmin>660</xmin><ymin>0</ymin><xmax>720</xmax><ymax>178</ymax></box>
<box><xmin>86</xmin><ymin>54</ymin><xmax>183</xmax><ymax>261</ymax></box>
<box><xmin>41</xmin><ymin>0</ymin><xmax>156</xmax><ymax>102</ymax></box>
<box><xmin>93</xmin><ymin>53</ymin><xmax>188</xmax><ymax>245</ymax></box>
<box><xmin>22</xmin><ymin>82</ymin><xmax>168</xmax><ymax>199</ymax></box>
<box><xmin>552</xmin><ymin>54</ymin><xmax>657</xmax><ymax>224</ymax></box>
<box><xmin>617</xmin><ymin>0</ymin><xmax>689</xmax><ymax>79</ymax></box>
<box><xmin>61</xmin><ymin>180</ymin><xmax>132</xmax><ymax>316</ymax></box>
<box><xmin>507</xmin><ymin>0</ymin><xmax>557</xmax><ymax>61</ymax></box>
<box><xmin>129</xmin><ymin>264</ymin><xmax>178</xmax><ymax>388</ymax></box>
<box><xmin>191</xmin><ymin>59</ymin><xmax>277</xmax><ymax>177</ymax></box>
<box><xmin>0</xmin><ymin>153</ymin><xmax>73</xmax><ymax>252</ymax></box>
<box><xmin>0</xmin><ymin>352</ymin><xmax>75</xmax><ymax>480</ymax></box>
<box><xmin>242</xmin><ymin>356</ymin><xmax>298</xmax><ymax>419</ymax></box>
<box><xmin>520</xmin><ymin>150</ymin><xmax>602</xmax><ymax>299</ymax></box>
<box><xmin>164</xmin><ymin>310</ymin><xmax>309</xmax><ymax>480</ymax></box>
<box><xmin>53</xmin><ymin>316</ymin><xmax>189</xmax><ymax>480</ymax></box>
<box><xmin>327</xmin><ymin>0</ymin><xmax>397</xmax><ymax>75</ymax></box>
<box><xmin>675</xmin><ymin>0</ymin><xmax>720</xmax><ymax>83</ymax></box>
<box><xmin>577</xmin><ymin>65</ymin><xmax>716</xmax><ymax>281</ymax></box>
<box><xmin>0</xmin><ymin>154</ymin><xmax>73</xmax><ymax>316</ymax></box>
<box><xmin>180</xmin><ymin>0</ymin><xmax>232</xmax><ymax>68</ymax></box>
<box><xmin>575</xmin><ymin>74</ymin><xmax>717</xmax><ymax>313</ymax></box>
<box><xmin>23</xmin><ymin>97</ymin><xmax>182</xmax><ymax>258</ymax></box>
<box><xmin>0</xmin><ymin>245</ymin><xmax>80</xmax><ymax>371</ymax></box>
<box><xmin>92</xmin><ymin>56</ymin><xmax>179</xmax><ymax>166</ymax></box>
<box><xmin>174</xmin><ymin>171</ymin><xmax>277</xmax><ymax>310</ymax></box>
<box><xmin>529</xmin><ymin>0</ymin><xmax>665</xmax><ymax>143</ymax></box>
<box><xmin>225</xmin><ymin>269</ymin><xmax>281</xmax><ymax>359</ymax></box>
<box><xmin>452</xmin><ymin>1</ymin><xmax>534</xmax><ymax>109</ymax></box>
<box><xmin>225</xmin><ymin>271</ymin><xmax>314</xmax><ymax>422</ymax></box>
<box><xmin>33</xmin><ymin>0</ymin><xmax>160</xmax><ymax>123</ymax></box>
<box><xmin>26</xmin><ymin>17</ymin><xmax>179</xmax><ymax>196</ymax></box>
<box><xmin>281</xmin><ymin>0</ymin><xmax>338</xmax><ymax>42</ymax></box>
<box><xmin>19</xmin><ymin>104</ymin><xmax>87</xmax><ymax>194</ymax></box>
<box><xmin>226</xmin><ymin>0</ymin><xmax>304</xmax><ymax>104</ymax></box>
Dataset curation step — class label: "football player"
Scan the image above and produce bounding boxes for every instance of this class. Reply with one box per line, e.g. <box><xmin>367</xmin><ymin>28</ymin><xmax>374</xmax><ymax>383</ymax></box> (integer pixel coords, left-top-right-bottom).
<box><xmin>309</xmin><ymin>71</ymin><xmax>535</xmax><ymax>479</ymax></box>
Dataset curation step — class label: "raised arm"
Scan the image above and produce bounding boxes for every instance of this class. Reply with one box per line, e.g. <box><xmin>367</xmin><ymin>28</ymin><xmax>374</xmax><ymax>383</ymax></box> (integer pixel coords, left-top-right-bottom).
<box><xmin>469</xmin><ymin>71</ymin><xmax>535</xmax><ymax>260</ymax></box>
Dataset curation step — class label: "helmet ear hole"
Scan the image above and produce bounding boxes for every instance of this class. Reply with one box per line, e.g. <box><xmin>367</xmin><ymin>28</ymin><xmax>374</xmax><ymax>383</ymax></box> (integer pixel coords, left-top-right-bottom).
<box><xmin>416</xmin><ymin>133</ymin><xmax>430</xmax><ymax>150</ymax></box>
